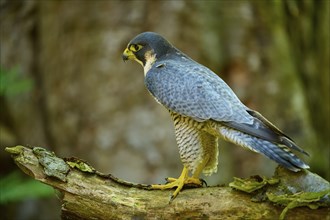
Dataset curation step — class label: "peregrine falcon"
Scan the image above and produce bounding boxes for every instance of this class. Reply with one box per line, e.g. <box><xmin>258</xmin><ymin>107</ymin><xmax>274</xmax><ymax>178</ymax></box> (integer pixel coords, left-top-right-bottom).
<box><xmin>122</xmin><ymin>32</ymin><xmax>309</xmax><ymax>200</ymax></box>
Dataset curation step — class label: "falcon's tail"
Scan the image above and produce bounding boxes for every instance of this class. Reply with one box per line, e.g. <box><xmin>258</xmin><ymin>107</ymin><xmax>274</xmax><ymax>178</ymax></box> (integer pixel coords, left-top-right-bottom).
<box><xmin>218</xmin><ymin>125</ymin><xmax>309</xmax><ymax>172</ymax></box>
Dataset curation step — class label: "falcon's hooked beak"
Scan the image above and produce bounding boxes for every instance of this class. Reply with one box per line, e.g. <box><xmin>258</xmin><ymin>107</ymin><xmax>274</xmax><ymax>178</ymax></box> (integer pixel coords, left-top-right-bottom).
<box><xmin>122</xmin><ymin>48</ymin><xmax>135</xmax><ymax>62</ymax></box>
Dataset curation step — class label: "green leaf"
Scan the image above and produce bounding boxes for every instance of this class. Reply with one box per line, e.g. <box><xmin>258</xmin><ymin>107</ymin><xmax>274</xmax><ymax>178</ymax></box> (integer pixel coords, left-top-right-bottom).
<box><xmin>0</xmin><ymin>171</ymin><xmax>54</xmax><ymax>204</ymax></box>
<box><xmin>0</xmin><ymin>66</ymin><xmax>33</xmax><ymax>96</ymax></box>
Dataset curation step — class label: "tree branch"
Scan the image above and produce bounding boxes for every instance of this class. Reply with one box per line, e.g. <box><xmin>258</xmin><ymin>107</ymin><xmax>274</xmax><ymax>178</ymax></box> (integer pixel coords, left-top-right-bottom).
<box><xmin>5</xmin><ymin>145</ymin><xmax>329</xmax><ymax>220</ymax></box>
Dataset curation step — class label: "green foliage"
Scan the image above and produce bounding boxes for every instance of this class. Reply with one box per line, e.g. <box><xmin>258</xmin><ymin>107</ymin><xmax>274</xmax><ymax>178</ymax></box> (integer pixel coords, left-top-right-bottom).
<box><xmin>0</xmin><ymin>171</ymin><xmax>54</xmax><ymax>204</ymax></box>
<box><xmin>0</xmin><ymin>66</ymin><xmax>33</xmax><ymax>97</ymax></box>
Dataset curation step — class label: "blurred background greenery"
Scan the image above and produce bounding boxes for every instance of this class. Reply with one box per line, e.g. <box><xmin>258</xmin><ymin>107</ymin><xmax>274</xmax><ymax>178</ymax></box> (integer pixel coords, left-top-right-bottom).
<box><xmin>1</xmin><ymin>0</ymin><xmax>329</xmax><ymax>219</ymax></box>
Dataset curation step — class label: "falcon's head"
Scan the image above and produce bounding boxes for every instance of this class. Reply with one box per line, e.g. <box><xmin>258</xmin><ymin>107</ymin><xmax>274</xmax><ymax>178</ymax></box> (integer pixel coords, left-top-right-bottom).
<box><xmin>122</xmin><ymin>32</ymin><xmax>175</xmax><ymax>69</ymax></box>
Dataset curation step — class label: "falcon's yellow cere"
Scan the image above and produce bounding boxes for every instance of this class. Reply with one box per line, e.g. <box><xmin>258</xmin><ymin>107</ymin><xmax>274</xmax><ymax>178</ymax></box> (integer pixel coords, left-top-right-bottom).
<box><xmin>122</xmin><ymin>32</ymin><xmax>309</xmax><ymax>201</ymax></box>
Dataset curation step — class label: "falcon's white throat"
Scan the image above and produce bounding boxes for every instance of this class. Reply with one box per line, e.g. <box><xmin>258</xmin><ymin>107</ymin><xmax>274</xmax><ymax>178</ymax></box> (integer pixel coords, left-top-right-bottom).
<box><xmin>143</xmin><ymin>51</ymin><xmax>157</xmax><ymax>76</ymax></box>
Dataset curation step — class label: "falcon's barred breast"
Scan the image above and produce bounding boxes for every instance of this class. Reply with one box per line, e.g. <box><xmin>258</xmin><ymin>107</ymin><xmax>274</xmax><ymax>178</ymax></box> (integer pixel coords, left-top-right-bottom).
<box><xmin>122</xmin><ymin>32</ymin><xmax>309</xmax><ymax>200</ymax></box>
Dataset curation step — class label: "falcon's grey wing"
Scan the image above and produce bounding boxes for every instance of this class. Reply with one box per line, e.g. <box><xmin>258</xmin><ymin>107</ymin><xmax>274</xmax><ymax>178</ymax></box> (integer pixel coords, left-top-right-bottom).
<box><xmin>217</xmin><ymin>124</ymin><xmax>309</xmax><ymax>171</ymax></box>
<box><xmin>145</xmin><ymin>56</ymin><xmax>254</xmax><ymax>125</ymax></box>
<box><xmin>223</xmin><ymin>109</ymin><xmax>309</xmax><ymax>155</ymax></box>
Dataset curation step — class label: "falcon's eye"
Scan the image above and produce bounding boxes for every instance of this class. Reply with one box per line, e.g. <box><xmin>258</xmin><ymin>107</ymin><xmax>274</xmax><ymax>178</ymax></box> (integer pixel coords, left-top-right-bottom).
<box><xmin>130</xmin><ymin>44</ymin><xmax>143</xmax><ymax>52</ymax></box>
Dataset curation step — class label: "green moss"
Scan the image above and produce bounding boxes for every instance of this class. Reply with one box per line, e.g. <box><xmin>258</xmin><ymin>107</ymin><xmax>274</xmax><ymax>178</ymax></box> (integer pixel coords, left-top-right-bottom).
<box><xmin>230</xmin><ymin>167</ymin><xmax>330</xmax><ymax>219</ymax></box>
<box><xmin>267</xmin><ymin>190</ymin><xmax>330</xmax><ymax>220</ymax></box>
<box><xmin>5</xmin><ymin>145</ymin><xmax>25</xmax><ymax>155</ymax></box>
<box><xmin>66</xmin><ymin>158</ymin><xmax>95</xmax><ymax>173</ymax></box>
<box><xmin>229</xmin><ymin>175</ymin><xmax>279</xmax><ymax>193</ymax></box>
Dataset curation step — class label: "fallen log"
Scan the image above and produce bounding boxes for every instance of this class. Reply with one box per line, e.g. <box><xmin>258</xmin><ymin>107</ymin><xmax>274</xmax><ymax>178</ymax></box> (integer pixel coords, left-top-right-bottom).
<box><xmin>5</xmin><ymin>145</ymin><xmax>330</xmax><ymax>220</ymax></box>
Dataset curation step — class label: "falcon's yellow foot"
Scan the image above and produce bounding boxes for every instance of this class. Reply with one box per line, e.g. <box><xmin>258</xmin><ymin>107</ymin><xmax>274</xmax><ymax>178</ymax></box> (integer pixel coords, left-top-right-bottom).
<box><xmin>151</xmin><ymin>167</ymin><xmax>203</xmax><ymax>202</ymax></box>
<box><xmin>166</xmin><ymin>177</ymin><xmax>208</xmax><ymax>187</ymax></box>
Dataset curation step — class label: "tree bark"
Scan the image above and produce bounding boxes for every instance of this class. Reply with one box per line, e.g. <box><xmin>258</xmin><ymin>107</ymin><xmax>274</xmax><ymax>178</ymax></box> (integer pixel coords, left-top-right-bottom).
<box><xmin>5</xmin><ymin>145</ymin><xmax>329</xmax><ymax>220</ymax></box>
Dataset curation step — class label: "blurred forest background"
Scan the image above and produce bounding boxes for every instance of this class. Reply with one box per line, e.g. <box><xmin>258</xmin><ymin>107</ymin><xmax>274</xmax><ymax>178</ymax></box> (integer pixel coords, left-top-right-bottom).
<box><xmin>1</xmin><ymin>0</ymin><xmax>329</xmax><ymax>219</ymax></box>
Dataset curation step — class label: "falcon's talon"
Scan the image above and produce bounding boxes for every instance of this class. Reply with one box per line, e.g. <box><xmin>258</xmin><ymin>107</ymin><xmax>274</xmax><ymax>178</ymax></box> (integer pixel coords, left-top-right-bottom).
<box><xmin>122</xmin><ymin>32</ymin><xmax>310</xmax><ymax>200</ymax></box>
<box><xmin>151</xmin><ymin>166</ymin><xmax>203</xmax><ymax>201</ymax></box>
<box><xmin>200</xmin><ymin>178</ymin><xmax>208</xmax><ymax>187</ymax></box>
<box><xmin>165</xmin><ymin>177</ymin><xmax>177</xmax><ymax>183</ymax></box>
<box><xmin>169</xmin><ymin>195</ymin><xmax>175</xmax><ymax>204</ymax></box>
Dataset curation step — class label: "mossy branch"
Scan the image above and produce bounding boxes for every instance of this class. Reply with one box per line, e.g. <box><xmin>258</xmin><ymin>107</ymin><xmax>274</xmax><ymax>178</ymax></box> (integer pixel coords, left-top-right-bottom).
<box><xmin>5</xmin><ymin>145</ymin><xmax>330</xmax><ymax>220</ymax></box>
